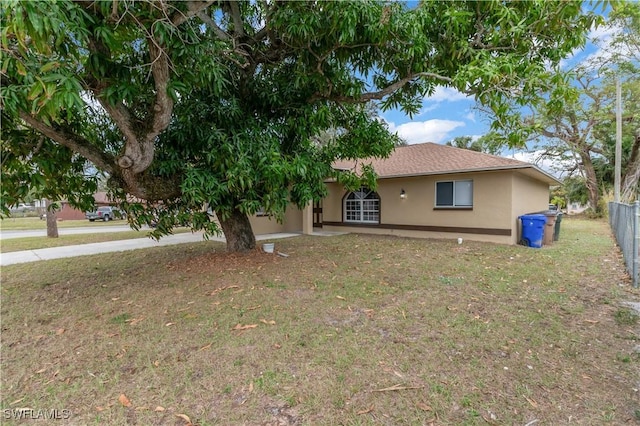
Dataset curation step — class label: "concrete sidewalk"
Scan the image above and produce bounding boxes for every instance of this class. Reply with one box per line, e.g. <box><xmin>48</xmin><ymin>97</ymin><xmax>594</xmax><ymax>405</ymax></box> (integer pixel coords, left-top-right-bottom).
<box><xmin>0</xmin><ymin>232</ymin><xmax>303</xmax><ymax>266</ymax></box>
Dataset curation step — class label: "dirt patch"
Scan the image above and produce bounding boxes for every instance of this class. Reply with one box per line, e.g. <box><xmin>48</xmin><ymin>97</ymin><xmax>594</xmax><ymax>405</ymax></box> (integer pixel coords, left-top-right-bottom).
<box><xmin>166</xmin><ymin>249</ymin><xmax>283</xmax><ymax>274</ymax></box>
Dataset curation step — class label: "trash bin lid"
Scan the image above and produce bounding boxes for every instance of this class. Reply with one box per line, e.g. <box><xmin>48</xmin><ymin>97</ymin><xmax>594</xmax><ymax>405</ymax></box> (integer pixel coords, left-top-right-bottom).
<box><xmin>519</xmin><ymin>214</ymin><xmax>547</xmax><ymax>223</ymax></box>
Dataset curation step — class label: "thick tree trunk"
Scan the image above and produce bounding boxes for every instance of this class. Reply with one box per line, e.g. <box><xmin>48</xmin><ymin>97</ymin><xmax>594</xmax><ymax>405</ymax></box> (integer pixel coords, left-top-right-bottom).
<box><xmin>217</xmin><ymin>208</ymin><xmax>256</xmax><ymax>252</ymax></box>
<box><xmin>45</xmin><ymin>199</ymin><xmax>59</xmax><ymax>238</ymax></box>
<box><xmin>580</xmin><ymin>152</ymin><xmax>601</xmax><ymax>214</ymax></box>
<box><xmin>621</xmin><ymin>130</ymin><xmax>640</xmax><ymax>202</ymax></box>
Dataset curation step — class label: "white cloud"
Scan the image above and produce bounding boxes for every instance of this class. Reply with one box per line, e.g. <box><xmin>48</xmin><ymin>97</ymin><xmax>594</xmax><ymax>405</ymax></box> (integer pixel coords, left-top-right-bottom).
<box><xmin>588</xmin><ymin>23</ymin><xmax>618</xmax><ymax>42</ymax></box>
<box><xmin>464</xmin><ymin>111</ymin><xmax>476</xmax><ymax>122</ymax></box>
<box><xmin>416</xmin><ymin>104</ymin><xmax>439</xmax><ymax>116</ymax></box>
<box><xmin>389</xmin><ymin>119</ymin><xmax>465</xmax><ymax>145</ymax></box>
<box><xmin>424</xmin><ymin>86</ymin><xmax>471</xmax><ymax>103</ymax></box>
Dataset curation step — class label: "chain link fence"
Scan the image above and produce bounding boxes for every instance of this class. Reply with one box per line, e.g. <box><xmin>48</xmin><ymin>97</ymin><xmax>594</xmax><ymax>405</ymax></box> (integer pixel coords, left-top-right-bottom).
<box><xmin>608</xmin><ymin>201</ymin><xmax>639</xmax><ymax>288</ymax></box>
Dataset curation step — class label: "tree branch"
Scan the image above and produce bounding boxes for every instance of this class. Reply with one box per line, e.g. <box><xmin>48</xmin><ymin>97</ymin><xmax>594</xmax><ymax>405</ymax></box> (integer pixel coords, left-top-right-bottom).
<box><xmin>146</xmin><ymin>38</ymin><xmax>174</xmax><ymax>145</ymax></box>
<box><xmin>197</xmin><ymin>11</ymin><xmax>231</xmax><ymax>41</ymax></box>
<box><xmin>228</xmin><ymin>0</ymin><xmax>244</xmax><ymax>38</ymax></box>
<box><xmin>88</xmin><ymin>31</ymin><xmax>173</xmax><ymax>174</ymax></box>
<box><xmin>171</xmin><ymin>0</ymin><xmax>216</xmax><ymax>26</ymax></box>
<box><xmin>312</xmin><ymin>72</ymin><xmax>457</xmax><ymax>103</ymax></box>
<box><xmin>252</xmin><ymin>26</ymin><xmax>268</xmax><ymax>43</ymax></box>
<box><xmin>18</xmin><ymin>111</ymin><xmax>116</xmax><ymax>173</ymax></box>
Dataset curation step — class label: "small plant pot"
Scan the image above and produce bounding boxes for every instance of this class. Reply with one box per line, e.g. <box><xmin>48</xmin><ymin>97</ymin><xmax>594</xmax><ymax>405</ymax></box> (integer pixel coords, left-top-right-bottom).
<box><xmin>262</xmin><ymin>243</ymin><xmax>275</xmax><ymax>253</ymax></box>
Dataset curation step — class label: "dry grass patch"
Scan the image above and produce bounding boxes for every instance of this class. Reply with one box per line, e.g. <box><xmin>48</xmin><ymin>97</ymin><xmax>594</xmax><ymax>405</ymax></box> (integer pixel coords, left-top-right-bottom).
<box><xmin>1</xmin><ymin>218</ymin><xmax>639</xmax><ymax>425</ymax></box>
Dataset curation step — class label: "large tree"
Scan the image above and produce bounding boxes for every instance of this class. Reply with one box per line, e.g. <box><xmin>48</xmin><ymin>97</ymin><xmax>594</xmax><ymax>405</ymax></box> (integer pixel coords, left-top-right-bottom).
<box><xmin>1</xmin><ymin>0</ymin><xmax>599</xmax><ymax>251</ymax></box>
<box><xmin>514</xmin><ymin>2</ymin><xmax>640</xmax><ymax>213</ymax></box>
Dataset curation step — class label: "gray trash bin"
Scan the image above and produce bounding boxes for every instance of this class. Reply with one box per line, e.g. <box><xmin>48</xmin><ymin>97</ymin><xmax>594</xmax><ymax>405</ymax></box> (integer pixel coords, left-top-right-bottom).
<box><xmin>553</xmin><ymin>212</ymin><xmax>563</xmax><ymax>241</ymax></box>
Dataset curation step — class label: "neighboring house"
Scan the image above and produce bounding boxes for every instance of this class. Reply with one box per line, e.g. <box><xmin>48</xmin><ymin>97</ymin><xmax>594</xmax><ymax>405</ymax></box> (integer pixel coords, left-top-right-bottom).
<box><xmin>566</xmin><ymin>200</ymin><xmax>589</xmax><ymax>215</ymax></box>
<box><xmin>255</xmin><ymin>142</ymin><xmax>559</xmax><ymax>245</ymax></box>
<box><xmin>56</xmin><ymin>192</ymin><xmax>113</xmax><ymax>220</ymax></box>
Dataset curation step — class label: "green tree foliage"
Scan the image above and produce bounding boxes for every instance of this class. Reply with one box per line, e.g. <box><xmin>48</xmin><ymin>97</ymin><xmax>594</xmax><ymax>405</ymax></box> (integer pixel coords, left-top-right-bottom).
<box><xmin>445</xmin><ymin>134</ymin><xmax>502</xmax><ymax>155</ymax></box>
<box><xmin>517</xmin><ymin>2</ymin><xmax>640</xmax><ymax>214</ymax></box>
<box><xmin>1</xmin><ymin>0</ymin><xmax>599</xmax><ymax>251</ymax></box>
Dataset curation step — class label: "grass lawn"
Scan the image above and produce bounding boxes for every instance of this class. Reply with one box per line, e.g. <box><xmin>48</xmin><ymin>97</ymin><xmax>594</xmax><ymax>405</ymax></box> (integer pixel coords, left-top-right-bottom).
<box><xmin>1</xmin><ymin>218</ymin><xmax>638</xmax><ymax>425</ymax></box>
<box><xmin>0</xmin><ymin>229</ymin><xmax>193</xmax><ymax>253</ymax></box>
<box><xmin>0</xmin><ymin>217</ymin><xmax>128</xmax><ymax>230</ymax></box>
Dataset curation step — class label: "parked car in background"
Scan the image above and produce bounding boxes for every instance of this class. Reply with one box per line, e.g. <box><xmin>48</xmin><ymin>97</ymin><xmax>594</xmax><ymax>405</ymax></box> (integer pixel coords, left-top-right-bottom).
<box><xmin>10</xmin><ymin>203</ymin><xmax>35</xmax><ymax>213</ymax></box>
<box><xmin>85</xmin><ymin>206</ymin><xmax>123</xmax><ymax>221</ymax></box>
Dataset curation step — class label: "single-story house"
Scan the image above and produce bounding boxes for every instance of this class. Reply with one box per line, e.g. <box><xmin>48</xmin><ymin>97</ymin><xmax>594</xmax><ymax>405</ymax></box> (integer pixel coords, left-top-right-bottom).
<box><xmin>252</xmin><ymin>142</ymin><xmax>559</xmax><ymax>245</ymax></box>
<box><xmin>56</xmin><ymin>192</ymin><xmax>113</xmax><ymax>220</ymax></box>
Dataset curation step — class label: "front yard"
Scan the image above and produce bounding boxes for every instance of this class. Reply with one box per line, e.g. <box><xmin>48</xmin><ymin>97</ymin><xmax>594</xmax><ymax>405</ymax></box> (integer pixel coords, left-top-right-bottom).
<box><xmin>1</xmin><ymin>218</ymin><xmax>638</xmax><ymax>425</ymax></box>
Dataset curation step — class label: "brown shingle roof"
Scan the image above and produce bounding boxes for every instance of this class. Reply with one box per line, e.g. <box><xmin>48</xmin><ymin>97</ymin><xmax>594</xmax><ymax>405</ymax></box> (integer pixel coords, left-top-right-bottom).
<box><xmin>333</xmin><ymin>142</ymin><xmax>558</xmax><ymax>184</ymax></box>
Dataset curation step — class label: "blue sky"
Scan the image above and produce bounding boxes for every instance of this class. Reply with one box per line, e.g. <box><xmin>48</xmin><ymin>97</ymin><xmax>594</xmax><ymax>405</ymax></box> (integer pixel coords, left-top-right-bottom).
<box><xmin>382</xmin><ymin>86</ymin><xmax>482</xmax><ymax>145</ymax></box>
<box><xmin>379</xmin><ymin>10</ymin><xmax>615</xmax><ymax>156</ymax></box>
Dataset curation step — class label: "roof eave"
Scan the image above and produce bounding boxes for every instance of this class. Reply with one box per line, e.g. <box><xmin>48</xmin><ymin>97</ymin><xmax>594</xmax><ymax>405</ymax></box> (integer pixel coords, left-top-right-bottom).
<box><xmin>327</xmin><ymin>165</ymin><xmax>561</xmax><ymax>185</ymax></box>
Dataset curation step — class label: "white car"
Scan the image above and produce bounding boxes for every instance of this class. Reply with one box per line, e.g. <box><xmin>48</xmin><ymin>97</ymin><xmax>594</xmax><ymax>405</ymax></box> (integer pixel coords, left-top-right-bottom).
<box><xmin>85</xmin><ymin>206</ymin><xmax>123</xmax><ymax>221</ymax></box>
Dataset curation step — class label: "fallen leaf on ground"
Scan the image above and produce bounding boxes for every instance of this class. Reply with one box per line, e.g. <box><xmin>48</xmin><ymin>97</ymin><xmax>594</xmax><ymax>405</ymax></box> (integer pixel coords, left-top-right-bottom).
<box><xmin>524</xmin><ymin>396</ymin><xmax>538</xmax><ymax>408</ymax></box>
<box><xmin>260</xmin><ymin>319</ymin><xmax>276</xmax><ymax>325</ymax></box>
<box><xmin>336</xmin><ymin>296</ymin><xmax>346</xmax><ymax>300</ymax></box>
<box><xmin>154</xmin><ymin>406</ymin><xmax>165</xmax><ymax>412</ymax></box>
<box><xmin>417</xmin><ymin>402</ymin><xmax>433</xmax><ymax>411</ymax></box>
<box><xmin>232</xmin><ymin>323</ymin><xmax>258</xmax><ymax>331</ymax></box>
<box><xmin>199</xmin><ymin>343</ymin><xmax>212</xmax><ymax>351</ymax></box>
<box><xmin>175</xmin><ymin>413</ymin><xmax>192</xmax><ymax>424</ymax></box>
<box><xmin>118</xmin><ymin>394</ymin><xmax>132</xmax><ymax>407</ymax></box>
<box><xmin>165</xmin><ymin>322</ymin><xmax>175</xmax><ymax>327</ymax></box>
<box><xmin>56</xmin><ymin>328</ymin><xmax>65</xmax><ymax>335</ymax></box>
<box><xmin>357</xmin><ymin>406</ymin><xmax>374</xmax><ymax>415</ymax></box>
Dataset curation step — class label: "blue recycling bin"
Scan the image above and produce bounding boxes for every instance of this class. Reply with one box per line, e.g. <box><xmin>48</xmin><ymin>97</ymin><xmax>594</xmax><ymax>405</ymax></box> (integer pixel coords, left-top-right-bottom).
<box><xmin>519</xmin><ymin>214</ymin><xmax>547</xmax><ymax>248</ymax></box>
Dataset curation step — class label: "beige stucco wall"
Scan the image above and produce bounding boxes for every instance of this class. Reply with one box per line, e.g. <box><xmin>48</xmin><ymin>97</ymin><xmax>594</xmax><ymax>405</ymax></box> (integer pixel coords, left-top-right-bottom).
<box><xmin>323</xmin><ymin>170</ymin><xmax>551</xmax><ymax>245</ymax></box>
<box><xmin>248</xmin><ymin>206</ymin><xmax>304</xmax><ymax>235</ymax></box>
<box><xmin>510</xmin><ymin>172</ymin><xmax>553</xmax><ymax>244</ymax></box>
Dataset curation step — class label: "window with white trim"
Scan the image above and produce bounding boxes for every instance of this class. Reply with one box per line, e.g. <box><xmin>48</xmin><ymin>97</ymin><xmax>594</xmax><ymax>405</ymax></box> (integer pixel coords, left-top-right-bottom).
<box><xmin>435</xmin><ymin>180</ymin><xmax>473</xmax><ymax>207</ymax></box>
<box><xmin>344</xmin><ymin>188</ymin><xmax>380</xmax><ymax>223</ymax></box>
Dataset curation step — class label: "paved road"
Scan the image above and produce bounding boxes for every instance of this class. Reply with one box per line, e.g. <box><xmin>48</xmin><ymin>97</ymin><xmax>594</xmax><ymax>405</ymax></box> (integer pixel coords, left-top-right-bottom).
<box><xmin>0</xmin><ymin>225</ymin><xmax>142</xmax><ymax>240</ymax></box>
